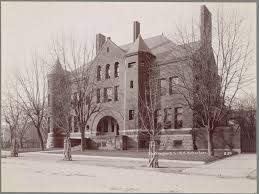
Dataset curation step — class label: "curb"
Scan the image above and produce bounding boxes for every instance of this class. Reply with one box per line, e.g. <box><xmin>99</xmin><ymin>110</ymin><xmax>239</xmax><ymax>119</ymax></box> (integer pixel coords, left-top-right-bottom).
<box><xmin>23</xmin><ymin>151</ymin><xmax>205</xmax><ymax>165</ymax></box>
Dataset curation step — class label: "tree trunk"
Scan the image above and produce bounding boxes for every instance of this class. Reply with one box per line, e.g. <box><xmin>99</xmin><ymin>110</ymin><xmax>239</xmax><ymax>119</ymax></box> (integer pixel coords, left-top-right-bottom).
<box><xmin>63</xmin><ymin>137</ymin><xmax>72</xmax><ymax>161</ymax></box>
<box><xmin>20</xmin><ymin>137</ymin><xmax>23</xmax><ymax>149</ymax></box>
<box><xmin>36</xmin><ymin>125</ymin><xmax>44</xmax><ymax>151</ymax></box>
<box><xmin>148</xmin><ymin>138</ymin><xmax>159</xmax><ymax>168</ymax></box>
<box><xmin>80</xmin><ymin>128</ymin><xmax>86</xmax><ymax>151</ymax></box>
<box><xmin>11</xmin><ymin>139</ymin><xmax>18</xmax><ymax>157</ymax></box>
<box><xmin>207</xmin><ymin>129</ymin><xmax>214</xmax><ymax>156</ymax></box>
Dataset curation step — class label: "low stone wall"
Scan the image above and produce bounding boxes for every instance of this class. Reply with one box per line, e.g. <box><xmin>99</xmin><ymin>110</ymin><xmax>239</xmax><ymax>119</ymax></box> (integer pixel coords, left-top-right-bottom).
<box><xmin>159</xmin><ymin>134</ymin><xmax>193</xmax><ymax>151</ymax></box>
<box><xmin>86</xmin><ymin>135</ymin><xmax>127</xmax><ymax>150</ymax></box>
<box><xmin>193</xmin><ymin>127</ymin><xmax>240</xmax><ymax>152</ymax></box>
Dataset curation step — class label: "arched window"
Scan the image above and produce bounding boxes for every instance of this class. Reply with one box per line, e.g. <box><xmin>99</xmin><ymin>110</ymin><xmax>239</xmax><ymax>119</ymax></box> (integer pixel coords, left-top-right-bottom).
<box><xmin>105</xmin><ymin>64</ymin><xmax>110</xmax><ymax>79</ymax></box>
<box><xmin>97</xmin><ymin>66</ymin><xmax>101</xmax><ymax>81</ymax></box>
<box><xmin>114</xmin><ymin>62</ymin><xmax>119</xmax><ymax>77</ymax></box>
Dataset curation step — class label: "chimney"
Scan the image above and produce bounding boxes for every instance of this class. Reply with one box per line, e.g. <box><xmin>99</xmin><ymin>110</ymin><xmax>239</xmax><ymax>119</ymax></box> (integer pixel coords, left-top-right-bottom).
<box><xmin>133</xmin><ymin>21</ymin><xmax>140</xmax><ymax>42</ymax></box>
<box><xmin>96</xmin><ymin>33</ymin><xmax>106</xmax><ymax>55</ymax></box>
<box><xmin>200</xmin><ymin>5</ymin><xmax>212</xmax><ymax>46</ymax></box>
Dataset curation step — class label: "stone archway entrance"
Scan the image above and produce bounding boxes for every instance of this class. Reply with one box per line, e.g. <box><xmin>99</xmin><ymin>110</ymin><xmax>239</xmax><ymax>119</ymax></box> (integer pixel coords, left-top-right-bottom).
<box><xmin>97</xmin><ymin>116</ymin><xmax>119</xmax><ymax>135</ymax></box>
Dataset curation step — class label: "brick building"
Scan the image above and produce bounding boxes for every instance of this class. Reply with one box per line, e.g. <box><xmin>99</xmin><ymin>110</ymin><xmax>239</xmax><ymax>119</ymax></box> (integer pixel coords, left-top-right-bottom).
<box><xmin>46</xmin><ymin>5</ymin><xmax>241</xmax><ymax>152</ymax></box>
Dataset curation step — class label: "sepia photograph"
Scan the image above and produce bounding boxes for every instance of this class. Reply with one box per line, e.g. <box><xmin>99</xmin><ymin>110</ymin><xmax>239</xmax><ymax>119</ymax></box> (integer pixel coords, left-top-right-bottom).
<box><xmin>1</xmin><ymin>1</ymin><xmax>257</xmax><ymax>193</ymax></box>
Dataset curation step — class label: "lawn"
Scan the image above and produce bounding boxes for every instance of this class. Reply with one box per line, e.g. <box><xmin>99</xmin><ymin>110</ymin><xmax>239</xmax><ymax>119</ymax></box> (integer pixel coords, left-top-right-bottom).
<box><xmin>46</xmin><ymin>149</ymin><xmax>236</xmax><ymax>163</ymax></box>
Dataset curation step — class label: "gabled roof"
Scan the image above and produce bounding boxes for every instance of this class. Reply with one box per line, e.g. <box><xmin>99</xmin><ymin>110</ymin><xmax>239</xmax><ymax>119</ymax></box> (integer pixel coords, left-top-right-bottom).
<box><xmin>126</xmin><ymin>34</ymin><xmax>153</xmax><ymax>55</ymax></box>
<box><xmin>120</xmin><ymin>34</ymin><xmax>201</xmax><ymax>63</ymax></box>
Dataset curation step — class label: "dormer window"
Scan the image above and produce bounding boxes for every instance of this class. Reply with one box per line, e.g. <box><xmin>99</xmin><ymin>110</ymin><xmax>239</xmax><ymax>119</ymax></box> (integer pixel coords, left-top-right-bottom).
<box><xmin>105</xmin><ymin>64</ymin><xmax>111</xmax><ymax>79</ymax></box>
<box><xmin>114</xmin><ymin>62</ymin><xmax>119</xmax><ymax>77</ymax></box>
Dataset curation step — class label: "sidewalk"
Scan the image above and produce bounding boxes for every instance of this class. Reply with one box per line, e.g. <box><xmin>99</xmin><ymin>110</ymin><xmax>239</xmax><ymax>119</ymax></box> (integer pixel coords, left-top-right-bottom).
<box><xmin>182</xmin><ymin>154</ymin><xmax>256</xmax><ymax>178</ymax></box>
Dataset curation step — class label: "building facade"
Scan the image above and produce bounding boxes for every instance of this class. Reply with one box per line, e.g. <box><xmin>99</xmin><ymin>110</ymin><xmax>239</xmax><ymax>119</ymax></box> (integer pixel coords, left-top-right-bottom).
<box><xmin>46</xmin><ymin>5</ymin><xmax>241</xmax><ymax>152</ymax></box>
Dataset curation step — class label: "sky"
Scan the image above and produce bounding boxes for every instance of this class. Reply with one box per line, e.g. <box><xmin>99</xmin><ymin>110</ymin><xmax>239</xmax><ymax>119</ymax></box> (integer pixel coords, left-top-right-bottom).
<box><xmin>1</xmin><ymin>2</ymin><xmax>256</xmax><ymax>98</ymax></box>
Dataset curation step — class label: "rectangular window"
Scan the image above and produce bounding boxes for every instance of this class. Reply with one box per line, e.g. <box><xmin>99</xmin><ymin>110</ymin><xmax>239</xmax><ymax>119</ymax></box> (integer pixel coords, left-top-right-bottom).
<box><xmin>169</xmin><ymin>76</ymin><xmax>179</xmax><ymax>95</ymax></box>
<box><xmin>164</xmin><ymin>108</ymin><xmax>172</xmax><ymax>129</ymax></box>
<box><xmin>130</xmin><ymin>81</ymin><xmax>134</xmax><ymax>88</ymax></box>
<box><xmin>47</xmin><ymin>117</ymin><xmax>50</xmax><ymax>133</ymax></box>
<box><xmin>105</xmin><ymin>64</ymin><xmax>111</xmax><ymax>79</ymax></box>
<box><xmin>114</xmin><ymin>62</ymin><xmax>119</xmax><ymax>77</ymax></box>
<box><xmin>128</xmin><ymin>62</ymin><xmax>136</xmax><ymax>68</ymax></box>
<box><xmin>97</xmin><ymin>89</ymin><xmax>101</xmax><ymax>103</ymax></box>
<box><xmin>74</xmin><ymin>116</ymin><xmax>79</xmax><ymax>132</ymax></box>
<box><xmin>48</xmin><ymin>94</ymin><xmax>50</xmax><ymax>106</ymax></box>
<box><xmin>160</xmin><ymin>78</ymin><xmax>167</xmax><ymax>96</ymax></box>
<box><xmin>114</xmin><ymin>86</ymin><xmax>119</xmax><ymax>101</ymax></box>
<box><xmin>129</xmin><ymin>110</ymin><xmax>135</xmax><ymax>120</ymax></box>
<box><xmin>154</xmin><ymin>109</ymin><xmax>162</xmax><ymax>129</ymax></box>
<box><xmin>104</xmin><ymin>87</ymin><xmax>112</xmax><ymax>102</ymax></box>
<box><xmin>175</xmin><ymin>107</ymin><xmax>183</xmax><ymax>129</ymax></box>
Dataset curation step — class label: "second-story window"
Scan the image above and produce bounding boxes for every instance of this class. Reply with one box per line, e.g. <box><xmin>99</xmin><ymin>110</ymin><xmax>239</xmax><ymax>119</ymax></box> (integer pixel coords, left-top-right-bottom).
<box><xmin>97</xmin><ymin>66</ymin><xmax>101</xmax><ymax>81</ymax></box>
<box><xmin>169</xmin><ymin>76</ymin><xmax>179</xmax><ymax>95</ymax></box>
<box><xmin>159</xmin><ymin>78</ymin><xmax>167</xmax><ymax>96</ymax></box>
<box><xmin>114</xmin><ymin>62</ymin><xmax>119</xmax><ymax>77</ymax></box>
<box><xmin>105</xmin><ymin>64</ymin><xmax>111</xmax><ymax>79</ymax></box>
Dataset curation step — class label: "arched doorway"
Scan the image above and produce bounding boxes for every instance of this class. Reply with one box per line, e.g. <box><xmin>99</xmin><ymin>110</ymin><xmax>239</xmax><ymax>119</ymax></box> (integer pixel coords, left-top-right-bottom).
<box><xmin>97</xmin><ymin>116</ymin><xmax>119</xmax><ymax>135</ymax></box>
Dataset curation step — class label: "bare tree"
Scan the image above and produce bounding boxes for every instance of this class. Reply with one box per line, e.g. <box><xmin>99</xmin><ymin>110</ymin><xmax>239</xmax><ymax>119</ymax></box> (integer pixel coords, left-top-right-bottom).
<box><xmin>16</xmin><ymin>114</ymin><xmax>30</xmax><ymax>149</ymax></box>
<box><xmin>134</xmin><ymin>54</ymin><xmax>162</xmax><ymax>168</ymax></box>
<box><xmin>2</xmin><ymin>85</ymin><xmax>22</xmax><ymax>157</ymax></box>
<box><xmin>49</xmin><ymin>35</ymin><xmax>102</xmax><ymax>151</ymax></box>
<box><xmin>173</xmin><ymin>7</ymin><xmax>254</xmax><ymax>156</ymax></box>
<box><xmin>16</xmin><ymin>54</ymin><xmax>47</xmax><ymax>151</ymax></box>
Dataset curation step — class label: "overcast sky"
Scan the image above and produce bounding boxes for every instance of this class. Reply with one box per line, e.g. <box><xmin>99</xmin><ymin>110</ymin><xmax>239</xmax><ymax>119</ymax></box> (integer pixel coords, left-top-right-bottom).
<box><xmin>1</xmin><ymin>2</ymin><xmax>256</xmax><ymax>97</ymax></box>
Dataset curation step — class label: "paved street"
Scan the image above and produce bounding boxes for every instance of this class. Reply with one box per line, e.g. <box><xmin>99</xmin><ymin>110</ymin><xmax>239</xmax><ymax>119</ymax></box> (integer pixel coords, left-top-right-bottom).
<box><xmin>1</xmin><ymin>151</ymin><xmax>256</xmax><ymax>193</ymax></box>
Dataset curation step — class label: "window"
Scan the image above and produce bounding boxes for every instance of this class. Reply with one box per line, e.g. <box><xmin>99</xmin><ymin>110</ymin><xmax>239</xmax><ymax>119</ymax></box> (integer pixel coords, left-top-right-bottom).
<box><xmin>169</xmin><ymin>76</ymin><xmax>179</xmax><ymax>95</ymax></box>
<box><xmin>104</xmin><ymin>87</ymin><xmax>112</xmax><ymax>102</ymax></box>
<box><xmin>173</xmin><ymin>140</ymin><xmax>183</xmax><ymax>146</ymax></box>
<box><xmin>47</xmin><ymin>117</ymin><xmax>50</xmax><ymax>133</ymax></box>
<box><xmin>97</xmin><ymin>66</ymin><xmax>101</xmax><ymax>81</ymax></box>
<box><xmin>164</xmin><ymin>108</ymin><xmax>172</xmax><ymax>129</ymax></box>
<box><xmin>48</xmin><ymin>94</ymin><xmax>50</xmax><ymax>106</ymax></box>
<box><xmin>175</xmin><ymin>107</ymin><xmax>183</xmax><ymax>129</ymax></box>
<box><xmin>74</xmin><ymin>116</ymin><xmax>79</xmax><ymax>132</ymax></box>
<box><xmin>130</xmin><ymin>81</ymin><xmax>134</xmax><ymax>88</ymax></box>
<box><xmin>128</xmin><ymin>62</ymin><xmax>136</xmax><ymax>68</ymax></box>
<box><xmin>96</xmin><ymin>89</ymin><xmax>101</xmax><ymax>103</ymax></box>
<box><xmin>154</xmin><ymin>109</ymin><xmax>162</xmax><ymax>129</ymax></box>
<box><xmin>114</xmin><ymin>62</ymin><xmax>119</xmax><ymax>77</ymax></box>
<box><xmin>107</xmin><ymin>47</ymin><xmax>109</xmax><ymax>53</ymax></box>
<box><xmin>159</xmin><ymin>78</ymin><xmax>167</xmax><ymax>96</ymax></box>
<box><xmin>129</xmin><ymin>110</ymin><xmax>135</xmax><ymax>120</ymax></box>
<box><xmin>105</xmin><ymin>64</ymin><xmax>111</xmax><ymax>79</ymax></box>
<box><xmin>86</xmin><ymin>125</ymin><xmax>89</xmax><ymax>131</ymax></box>
<box><xmin>114</xmin><ymin>86</ymin><xmax>119</xmax><ymax>101</ymax></box>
